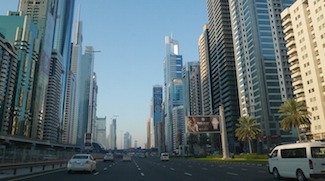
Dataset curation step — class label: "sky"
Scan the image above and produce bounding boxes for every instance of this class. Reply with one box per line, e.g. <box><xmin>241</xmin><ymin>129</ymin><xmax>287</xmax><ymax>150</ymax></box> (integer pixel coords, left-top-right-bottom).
<box><xmin>0</xmin><ymin>0</ymin><xmax>208</xmax><ymax>148</ymax></box>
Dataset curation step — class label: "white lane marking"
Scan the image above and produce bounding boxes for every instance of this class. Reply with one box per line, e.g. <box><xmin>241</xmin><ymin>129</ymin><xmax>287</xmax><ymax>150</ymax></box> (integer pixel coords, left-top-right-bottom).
<box><xmin>94</xmin><ymin>172</ymin><xmax>99</xmax><ymax>175</ymax></box>
<box><xmin>104</xmin><ymin>167</ymin><xmax>108</xmax><ymax>170</ymax></box>
<box><xmin>170</xmin><ymin>168</ymin><xmax>175</xmax><ymax>171</ymax></box>
<box><xmin>138</xmin><ymin>168</ymin><xmax>141</xmax><ymax>170</ymax></box>
<box><xmin>241</xmin><ymin>168</ymin><xmax>247</xmax><ymax>171</ymax></box>
<box><xmin>226</xmin><ymin>172</ymin><xmax>238</xmax><ymax>176</ymax></box>
<box><xmin>141</xmin><ymin>173</ymin><xmax>145</xmax><ymax>176</ymax></box>
<box><xmin>201</xmin><ymin>167</ymin><xmax>208</xmax><ymax>170</ymax></box>
<box><xmin>228</xmin><ymin>167</ymin><xmax>234</xmax><ymax>169</ymax></box>
<box><xmin>184</xmin><ymin>172</ymin><xmax>192</xmax><ymax>176</ymax></box>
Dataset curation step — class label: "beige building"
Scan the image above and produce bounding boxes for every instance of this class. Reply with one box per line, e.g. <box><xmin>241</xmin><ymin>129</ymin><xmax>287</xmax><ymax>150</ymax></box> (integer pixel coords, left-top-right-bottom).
<box><xmin>282</xmin><ymin>0</ymin><xmax>325</xmax><ymax>140</ymax></box>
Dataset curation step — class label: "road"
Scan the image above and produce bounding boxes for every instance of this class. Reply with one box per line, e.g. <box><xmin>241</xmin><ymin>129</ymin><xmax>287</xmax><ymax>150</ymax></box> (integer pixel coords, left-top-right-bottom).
<box><xmin>6</xmin><ymin>156</ymin><xmax>283</xmax><ymax>181</ymax></box>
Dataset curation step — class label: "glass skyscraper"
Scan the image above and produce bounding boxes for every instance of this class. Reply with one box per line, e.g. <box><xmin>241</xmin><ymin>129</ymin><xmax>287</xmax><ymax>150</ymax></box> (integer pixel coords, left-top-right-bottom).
<box><xmin>163</xmin><ymin>35</ymin><xmax>183</xmax><ymax>152</ymax></box>
<box><xmin>228</xmin><ymin>0</ymin><xmax>295</xmax><ymax>152</ymax></box>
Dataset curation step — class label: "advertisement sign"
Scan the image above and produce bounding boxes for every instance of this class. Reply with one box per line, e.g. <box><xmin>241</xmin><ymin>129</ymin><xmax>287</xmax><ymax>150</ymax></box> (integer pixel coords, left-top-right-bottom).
<box><xmin>186</xmin><ymin>116</ymin><xmax>220</xmax><ymax>133</ymax></box>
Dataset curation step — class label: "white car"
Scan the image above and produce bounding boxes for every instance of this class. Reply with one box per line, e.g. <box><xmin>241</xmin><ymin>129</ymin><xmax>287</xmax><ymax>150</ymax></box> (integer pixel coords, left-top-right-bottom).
<box><xmin>67</xmin><ymin>154</ymin><xmax>96</xmax><ymax>173</ymax></box>
<box><xmin>104</xmin><ymin>153</ymin><xmax>114</xmax><ymax>162</ymax></box>
<box><xmin>160</xmin><ymin>153</ymin><xmax>169</xmax><ymax>161</ymax></box>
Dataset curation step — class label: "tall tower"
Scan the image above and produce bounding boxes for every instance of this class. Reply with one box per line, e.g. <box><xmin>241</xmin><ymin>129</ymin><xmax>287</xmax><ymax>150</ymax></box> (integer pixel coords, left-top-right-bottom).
<box><xmin>109</xmin><ymin>118</ymin><xmax>117</xmax><ymax>150</ymax></box>
<box><xmin>0</xmin><ymin>13</ymin><xmax>39</xmax><ymax>136</ymax></box>
<box><xmin>18</xmin><ymin>0</ymin><xmax>57</xmax><ymax>140</ymax></box>
<box><xmin>199</xmin><ymin>24</ymin><xmax>212</xmax><ymax>115</ymax></box>
<box><xmin>163</xmin><ymin>35</ymin><xmax>183</xmax><ymax>152</ymax></box>
<box><xmin>228</xmin><ymin>0</ymin><xmax>295</xmax><ymax>152</ymax></box>
<box><xmin>206</xmin><ymin>0</ymin><xmax>240</xmax><ymax>153</ymax></box>
<box><xmin>153</xmin><ymin>85</ymin><xmax>162</xmax><ymax>148</ymax></box>
<box><xmin>63</xmin><ymin>9</ymin><xmax>83</xmax><ymax>144</ymax></box>
<box><xmin>52</xmin><ymin>0</ymin><xmax>75</xmax><ymax>143</ymax></box>
<box><xmin>76</xmin><ymin>46</ymin><xmax>96</xmax><ymax>146</ymax></box>
<box><xmin>281</xmin><ymin>0</ymin><xmax>325</xmax><ymax>141</ymax></box>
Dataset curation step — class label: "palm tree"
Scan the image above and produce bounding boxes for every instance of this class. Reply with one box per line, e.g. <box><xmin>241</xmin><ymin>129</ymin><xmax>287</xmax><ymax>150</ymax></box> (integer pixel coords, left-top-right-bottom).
<box><xmin>278</xmin><ymin>98</ymin><xmax>311</xmax><ymax>142</ymax></box>
<box><xmin>235</xmin><ymin>116</ymin><xmax>261</xmax><ymax>154</ymax></box>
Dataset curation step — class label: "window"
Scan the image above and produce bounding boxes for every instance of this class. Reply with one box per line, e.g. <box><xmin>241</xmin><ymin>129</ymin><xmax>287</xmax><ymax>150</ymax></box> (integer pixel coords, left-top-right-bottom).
<box><xmin>311</xmin><ymin>147</ymin><xmax>325</xmax><ymax>158</ymax></box>
<box><xmin>270</xmin><ymin>150</ymin><xmax>278</xmax><ymax>158</ymax></box>
<box><xmin>281</xmin><ymin>148</ymin><xmax>306</xmax><ymax>158</ymax></box>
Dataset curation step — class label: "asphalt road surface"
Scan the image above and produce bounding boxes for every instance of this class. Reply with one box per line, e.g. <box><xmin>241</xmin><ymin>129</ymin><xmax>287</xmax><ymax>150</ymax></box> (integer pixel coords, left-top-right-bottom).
<box><xmin>6</xmin><ymin>156</ymin><xmax>287</xmax><ymax>181</ymax></box>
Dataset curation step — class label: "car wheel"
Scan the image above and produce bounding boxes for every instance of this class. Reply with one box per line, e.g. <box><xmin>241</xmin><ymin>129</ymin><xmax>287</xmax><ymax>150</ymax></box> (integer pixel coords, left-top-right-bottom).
<box><xmin>273</xmin><ymin>168</ymin><xmax>280</xmax><ymax>179</ymax></box>
<box><xmin>297</xmin><ymin>169</ymin><xmax>307</xmax><ymax>181</ymax></box>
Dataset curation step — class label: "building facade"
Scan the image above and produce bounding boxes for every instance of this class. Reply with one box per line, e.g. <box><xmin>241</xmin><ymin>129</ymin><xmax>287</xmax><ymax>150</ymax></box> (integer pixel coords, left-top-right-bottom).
<box><xmin>0</xmin><ymin>14</ymin><xmax>39</xmax><ymax>136</ymax></box>
<box><xmin>163</xmin><ymin>35</ymin><xmax>184</xmax><ymax>152</ymax></box>
<box><xmin>206</xmin><ymin>0</ymin><xmax>241</xmax><ymax>153</ymax></box>
<box><xmin>19</xmin><ymin>0</ymin><xmax>57</xmax><ymax>140</ymax></box>
<box><xmin>281</xmin><ymin>0</ymin><xmax>325</xmax><ymax>141</ymax></box>
<box><xmin>228</xmin><ymin>0</ymin><xmax>295</xmax><ymax>152</ymax></box>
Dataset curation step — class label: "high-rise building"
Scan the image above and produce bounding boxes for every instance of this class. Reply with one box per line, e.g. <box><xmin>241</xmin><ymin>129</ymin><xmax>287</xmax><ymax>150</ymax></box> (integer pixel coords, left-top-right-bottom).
<box><xmin>123</xmin><ymin>131</ymin><xmax>132</xmax><ymax>149</ymax></box>
<box><xmin>281</xmin><ymin>0</ymin><xmax>325</xmax><ymax>141</ymax></box>
<box><xmin>228</xmin><ymin>0</ymin><xmax>295</xmax><ymax>152</ymax></box>
<box><xmin>153</xmin><ymin>85</ymin><xmax>162</xmax><ymax>148</ymax></box>
<box><xmin>172</xmin><ymin>106</ymin><xmax>184</xmax><ymax>151</ymax></box>
<box><xmin>63</xmin><ymin>10</ymin><xmax>83</xmax><ymax>144</ymax></box>
<box><xmin>18</xmin><ymin>0</ymin><xmax>57</xmax><ymax>140</ymax></box>
<box><xmin>198</xmin><ymin>24</ymin><xmax>212</xmax><ymax>115</ymax></box>
<box><xmin>183</xmin><ymin>61</ymin><xmax>201</xmax><ymax>116</ymax></box>
<box><xmin>206</xmin><ymin>0</ymin><xmax>241</xmax><ymax>153</ymax></box>
<box><xmin>95</xmin><ymin>116</ymin><xmax>107</xmax><ymax>149</ymax></box>
<box><xmin>43</xmin><ymin>49</ymin><xmax>63</xmax><ymax>142</ymax></box>
<box><xmin>109</xmin><ymin>118</ymin><xmax>117</xmax><ymax>150</ymax></box>
<box><xmin>0</xmin><ymin>33</ymin><xmax>18</xmax><ymax>134</ymax></box>
<box><xmin>51</xmin><ymin>0</ymin><xmax>75</xmax><ymax>143</ymax></box>
<box><xmin>0</xmin><ymin>13</ymin><xmax>39</xmax><ymax>136</ymax></box>
<box><xmin>163</xmin><ymin>35</ymin><xmax>184</xmax><ymax>152</ymax></box>
<box><xmin>76</xmin><ymin>46</ymin><xmax>96</xmax><ymax>146</ymax></box>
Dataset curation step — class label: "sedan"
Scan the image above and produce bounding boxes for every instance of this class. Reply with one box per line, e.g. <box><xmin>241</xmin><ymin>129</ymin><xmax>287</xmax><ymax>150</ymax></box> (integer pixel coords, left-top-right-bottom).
<box><xmin>67</xmin><ymin>154</ymin><xmax>96</xmax><ymax>173</ymax></box>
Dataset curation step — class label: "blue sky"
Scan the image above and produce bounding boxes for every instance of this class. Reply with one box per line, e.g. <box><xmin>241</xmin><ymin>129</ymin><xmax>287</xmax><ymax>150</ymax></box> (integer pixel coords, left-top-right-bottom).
<box><xmin>1</xmin><ymin>0</ymin><xmax>208</xmax><ymax>148</ymax></box>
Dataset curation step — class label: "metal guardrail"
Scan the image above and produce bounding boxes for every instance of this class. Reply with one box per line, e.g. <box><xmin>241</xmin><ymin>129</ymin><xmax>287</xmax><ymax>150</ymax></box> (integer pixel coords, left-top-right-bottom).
<box><xmin>0</xmin><ymin>160</ymin><xmax>68</xmax><ymax>180</ymax></box>
<box><xmin>0</xmin><ymin>153</ymin><xmax>105</xmax><ymax>180</ymax></box>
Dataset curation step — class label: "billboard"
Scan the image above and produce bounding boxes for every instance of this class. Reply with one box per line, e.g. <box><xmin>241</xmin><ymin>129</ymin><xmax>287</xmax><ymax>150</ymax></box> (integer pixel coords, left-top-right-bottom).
<box><xmin>186</xmin><ymin>116</ymin><xmax>220</xmax><ymax>133</ymax></box>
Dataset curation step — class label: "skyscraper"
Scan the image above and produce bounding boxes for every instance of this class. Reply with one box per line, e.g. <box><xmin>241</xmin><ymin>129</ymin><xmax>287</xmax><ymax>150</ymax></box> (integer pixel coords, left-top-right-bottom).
<box><xmin>95</xmin><ymin>116</ymin><xmax>107</xmax><ymax>148</ymax></box>
<box><xmin>19</xmin><ymin>0</ymin><xmax>57</xmax><ymax>140</ymax></box>
<box><xmin>205</xmin><ymin>0</ymin><xmax>240</xmax><ymax>153</ymax></box>
<box><xmin>198</xmin><ymin>24</ymin><xmax>212</xmax><ymax>115</ymax></box>
<box><xmin>63</xmin><ymin>10</ymin><xmax>83</xmax><ymax>144</ymax></box>
<box><xmin>163</xmin><ymin>35</ymin><xmax>184</xmax><ymax>152</ymax></box>
<box><xmin>0</xmin><ymin>13</ymin><xmax>39</xmax><ymax>136</ymax></box>
<box><xmin>0</xmin><ymin>33</ymin><xmax>18</xmax><ymax>134</ymax></box>
<box><xmin>77</xmin><ymin>46</ymin><xmax>96</xmax><ymax>146</ymax></box>
<box><xmin>183</xmin><ymin>61</ymin><xmax>201</xmax><ymax>116</ymax></box>
<box><xmin>281</xmin><ymin>0</ymin><xmax>325</xmax><ymax>141</ymax></box>
<box><xmin>52</xmin><ymin>0</ymin><xmax>75</xmax><ymax>143</ymax></box>
<box><xmin>153</xmin><ymin>85</ymin><xmax>162</xmax><ymax>148</ymax></box>
<box><xmin>228</xmin><ymin>0</ymin><xmax>295</xmax><ymax>152</ymax></box>
<box><xmin>109</xmin><ymin>118</ymin><xmax>117</xmax><ymax>150</ymax></box>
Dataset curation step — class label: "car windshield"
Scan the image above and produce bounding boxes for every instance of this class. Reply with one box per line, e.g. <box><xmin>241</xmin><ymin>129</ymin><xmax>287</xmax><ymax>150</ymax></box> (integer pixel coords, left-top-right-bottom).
<box><xmin>72</xmin><ymin>155</ymin><xmax>89</xmax><ymax>159</ymax></box>
<box><xmin>311</xmin><ymin>147</ymin><xmax>325</xmax><ymax>158</ymax></box>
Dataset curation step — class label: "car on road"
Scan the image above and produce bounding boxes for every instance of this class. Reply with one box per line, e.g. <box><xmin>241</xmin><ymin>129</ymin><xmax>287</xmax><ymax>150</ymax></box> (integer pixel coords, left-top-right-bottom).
<box><xmin>268</xmin><ymin>142</ymin><xmax>325</xmax><ymax>181</ymax></box>
<box><xmin>160</xmin><ymin>152</ymin><xmax>169</xmax><ymax>161</ymax></box>
<box><xmin>122</xmin><ymin>154</ymin><xmax>132</xmax><ymax>162</ymax></box>
<box><xmin>104</xmin><ymin>153</ymin><xmax>114</xmax><ymax>162</ymax></box>
<box><xmin>67</xmin><ymin>154</ymin><xmax>96</xmax><ymax>173</ymax></box>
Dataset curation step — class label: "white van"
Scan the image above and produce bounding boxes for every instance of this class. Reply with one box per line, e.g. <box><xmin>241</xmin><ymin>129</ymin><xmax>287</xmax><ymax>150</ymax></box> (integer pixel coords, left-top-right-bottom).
<box><xmin>268</xmin><ymin>142</ymin><xmax>325</xmax><ymax>181</ymax></box>
<box><xmin>160</xmin><ymin>153</ymin><xmax>169</xmax><ymax>161</ymax></box>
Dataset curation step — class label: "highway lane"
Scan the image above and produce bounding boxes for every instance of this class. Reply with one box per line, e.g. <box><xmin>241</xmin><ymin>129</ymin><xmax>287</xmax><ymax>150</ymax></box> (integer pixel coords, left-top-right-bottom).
<box><xmin>7</xmin><ymin>156</ymin><xmax>282</xmax><ymax>181</ymax></box>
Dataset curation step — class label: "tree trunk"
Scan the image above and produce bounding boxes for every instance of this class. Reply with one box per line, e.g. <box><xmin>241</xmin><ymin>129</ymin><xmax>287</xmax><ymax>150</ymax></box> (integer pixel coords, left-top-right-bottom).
<box><xmin>248</xmin><ymin>140</ymin><xmax>252</xmax><ymax>154</ymax></box>
<box><xmin>297</xmin><ymin>126</ymin><xmax>302</xmax><ymax>143</ymax></box>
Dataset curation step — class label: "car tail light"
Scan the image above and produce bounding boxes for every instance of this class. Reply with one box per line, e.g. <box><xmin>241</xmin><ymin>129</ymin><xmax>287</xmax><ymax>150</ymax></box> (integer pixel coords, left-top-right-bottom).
<box><xmin>309</xmin><ymin>159</ymin><xmax>314</xmax><ymax>169</ymax></box>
